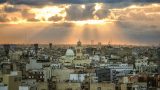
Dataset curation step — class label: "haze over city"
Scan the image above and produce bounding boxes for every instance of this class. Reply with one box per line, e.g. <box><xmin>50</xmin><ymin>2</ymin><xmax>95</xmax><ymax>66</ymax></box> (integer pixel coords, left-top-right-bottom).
<box><xmin>0</xmin><ymin>0</ymin><xmax>160</xmax><ymax>45</ymax></box>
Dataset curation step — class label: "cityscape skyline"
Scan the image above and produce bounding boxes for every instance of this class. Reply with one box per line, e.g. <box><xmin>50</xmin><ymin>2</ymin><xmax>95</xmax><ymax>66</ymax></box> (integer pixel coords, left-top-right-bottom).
<box><xmin>0</xmin><ymin>1</ymin><xmax>160</xmax><ymax>90</ymax></box>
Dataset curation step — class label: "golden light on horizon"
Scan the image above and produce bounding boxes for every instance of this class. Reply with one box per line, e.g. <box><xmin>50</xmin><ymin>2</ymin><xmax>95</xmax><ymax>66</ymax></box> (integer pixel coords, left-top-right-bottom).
<box><xmin>10</xmin><ymin>19</ymin><xmax>27</xmax><ymax>24</ymax></box>
<box><xmin>70</xmin><ymin>19</ymin><xmax>109</xmax><ymax>25</ymax></box>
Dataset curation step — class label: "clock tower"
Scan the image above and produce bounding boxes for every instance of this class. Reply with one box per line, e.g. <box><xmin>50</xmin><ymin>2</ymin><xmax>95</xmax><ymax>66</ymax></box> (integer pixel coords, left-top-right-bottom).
<box><xmin>75</xmin><ymin>40</ymin><xmax>83</xmax><ymax>60</ymax></box>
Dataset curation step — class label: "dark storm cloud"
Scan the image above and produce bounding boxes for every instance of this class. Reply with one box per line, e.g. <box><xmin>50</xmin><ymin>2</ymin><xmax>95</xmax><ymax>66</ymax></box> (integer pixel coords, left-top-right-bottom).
<box><xmin>0</xmin><ymin>4</ymin><xmax>39</xmax><ymax>22</ymax></box>
<box><xmin>3</xmin><ymin>5</ymin><xmax>20</xmax><ymax>12</ymax></box>
<box><xmin>9</xmin><ymin>0</ymin><xmax>160</xmax><ymax>5</ymax></box>
<box><xmin>0</xmin><ymin>0</ymin><xmax>160</xmax><ymax>45</ymax></box>
<box><xmin>0</xmin><ymin>0</ymin><xmax>7</xmax><ymax>4</ymax></box>
<box><xmin>65</xmin><ymin>3</ymin><xmax>109</xmax><ymax>20</ymax></box>
<box><xmin>66</xmin><ymin>4</ymin><xmax>94</xmax><ymax>20</ymax></box>
<box><xmin>21</xmin><ymin>10</ymin><xmax>39</xmax><ymax>22</ymax></box>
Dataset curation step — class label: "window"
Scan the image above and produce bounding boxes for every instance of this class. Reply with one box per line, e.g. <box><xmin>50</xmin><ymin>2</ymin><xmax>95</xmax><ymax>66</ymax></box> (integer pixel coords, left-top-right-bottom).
<box><xmin>77</xmin><ymin>49</ymin><xmax>80</xmax><ymax>53</ymax></box>
<box><xmin>97</xmin><ymin>87</ymin><xmax>101</xmax><ymax>90</ymax></box>
<box><xmin>66</xmin><ymin>88</ymin><xmax>72</xmax><ymax>90</ymax></box>
<box><xmin>0</xmin><ymin>78</ymin><xmax>3</xmax><ymax>82</ymax></box>
<box><xmin>77</xmin><ymin>56</ymin><xmax>80</xmax><ymax>59</ymax></box>
<box><xmin>14</xmin><ymin>77</ymin><xmax>18</xmax><ymax>82</ymax></box>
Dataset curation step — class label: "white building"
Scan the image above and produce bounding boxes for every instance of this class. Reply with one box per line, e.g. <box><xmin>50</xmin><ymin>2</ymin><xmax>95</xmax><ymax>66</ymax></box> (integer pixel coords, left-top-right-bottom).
<box><xmin>0</xmin><ymin>83</ymin><xmax>8</xmax><ymax>90</ymax></box>
<box><xmin>90</xmin><ymin>55</ymin><xmax>107</xmax><ymax>63</ymax></box>
<box><xmin>60</xmin><ymin>49</ymin><xmax>75</xmax><ymax>66</ymax></box>
<box><xmin>19</xmin><ymin>86</ymin><xmax>30</xmax><ymax>90</ymax></box>
<box><xmin>69</xmin><ymin>73</ymin><xmax>97</xmax><ymax>83</ymax></box>
<box><xmin>43</xmin><ymin>67</ymin><xmax>74</xmax><ymax>82</ymax></box>
<box><xmin>135</xmin><ymin>57</ymin><xmax>158</xmax><ymax>73</ymax></box>
<box><xmin>69</xmin><ymin>74</ymin><xmax>87</xmax><ymax>82</ymax></box>
<box><xmin>135</xmin><ymin>57</ymin><xmax>148</xmax><ymax>72</ymax></box>
<box><xmin>26</xmin><ymin>58</ymin><xmax>42</xmax><ymax>70</ymax></box>
<box><xmin>20</xmin><ymin>80</ymin><xmax>37</xmax><ymax>90</ymax></box>
<box><xmin>60</xmin><ymin>41</ymin><xmax>92</xmax><ymax>67</ymax></box>
<box><xmin>100</xmin><ymin>63</ymin><xmax>133</xmax><ymax>69</ymax></box>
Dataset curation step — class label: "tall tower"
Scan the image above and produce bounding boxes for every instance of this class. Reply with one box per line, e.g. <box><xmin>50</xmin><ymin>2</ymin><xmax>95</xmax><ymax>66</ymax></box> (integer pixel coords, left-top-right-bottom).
<box><xmin>3</xmin><ymin>44</ymin><xmax>10</xmax><ymax>57</ymax></box>
<box><xmin>34</xmin><ymin>44</ymin><xmax>38</xmax><ymax>55</ymax></box>
<box><xmin>49</xmin><ymin>43</ymin><xmax>52</xmax><ymax>49</ymax></box>
<box><xmin>75</xmin><ymin>40</ymin><xmax>83</xmax><ymax>60</ymax></box>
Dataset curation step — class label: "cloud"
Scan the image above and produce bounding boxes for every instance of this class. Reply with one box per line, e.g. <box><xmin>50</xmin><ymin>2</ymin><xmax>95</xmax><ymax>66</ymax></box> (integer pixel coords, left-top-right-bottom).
<box><xmin>65</xmin><ymin>4</ymin><xmax>95</xmax><ymax>20</ymax></box>
<box><xmin>0</xmin><ymin>2</ymin><xmax>160</xmax><ymax>23</ymax></box>
<box><xmin>0</xmin><ymin>4</ymin><xmax>32</xmax><ymax>22</ymax></box>
<box><xmin>3</xmin><ymin>5</ymin><xmax>20</xmax><ymax>12</ymax></box>
<box><xmin>0</xmin><ymin>14</ymin><xmax>9</xmax><ymax>22</ymax></box>
<box><xmin>109</xmin><ymin>4</ymin><xmax>160</xmax><ymax>45</ymax></box>
<box><xmin>9</xmin><ymin>0</ymin><xmax>160</xmax><ymax>5</ymax></box>
<box><xmin>0</xmin><ymin>1</ymin><xmax>160</xmax><ymax>45</ymax></box>
<box><xmin>0</xmin><ymin>0</ymin><xmax>7</xmax><ymax>4</ymax></box>
<box><xmin>48</xmin><ymin>15</ymin><xmax>63</xmax><ymax>21</ymax></box>
<box><xmin>108</xmin><ymin>4</ymin><xmax>160</xmax><ymax>21</ymax></box>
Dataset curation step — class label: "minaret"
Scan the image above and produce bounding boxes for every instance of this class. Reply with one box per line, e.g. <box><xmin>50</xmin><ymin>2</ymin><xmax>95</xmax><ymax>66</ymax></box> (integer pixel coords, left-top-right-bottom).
<box><xmin>76</xmin><ymin>40</ymin><xmax>83</xmax><ymax>60</ymax></box>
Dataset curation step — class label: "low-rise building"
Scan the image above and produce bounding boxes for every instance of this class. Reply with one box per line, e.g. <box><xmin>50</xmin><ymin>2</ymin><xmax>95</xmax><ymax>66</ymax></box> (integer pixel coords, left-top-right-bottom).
<box><xmin>90</xmin><ymin>83</ymin><xmax>115</xmax><ymax>90</ymax></box>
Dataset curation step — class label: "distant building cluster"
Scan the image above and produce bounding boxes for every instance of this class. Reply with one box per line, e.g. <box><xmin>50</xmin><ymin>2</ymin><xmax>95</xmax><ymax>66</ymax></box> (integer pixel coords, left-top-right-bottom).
<box><xmin>0</xmin><ymin>41</ymin><xmax>160</xmax><ymax>90</ymax></box>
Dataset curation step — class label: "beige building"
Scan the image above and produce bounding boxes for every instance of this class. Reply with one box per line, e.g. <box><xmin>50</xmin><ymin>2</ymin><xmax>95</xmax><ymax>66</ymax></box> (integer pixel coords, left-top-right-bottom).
<box><xmin>56</xmin><ymin>82</ymin><xmax>81</xmax><ymax>90</ymax></box>
<box><xmin>90</xmin><ymin>83</ymin><xmax>115</xmax><ymax>90</ymax></box>
<box><xmin>2</xmin><ymin>74</ymin><xmax>21</xmax><ymax>90</ymax></box>
<box><xmin>121</xmin><ymin>84</ymin><xmax>128</xmax><ymax>90</ymax></box>
<box><xmin>75</xmin><ymin>40</ymin><xmax>83</xmax><ymax>60</ymax></box>
<box><xmin>60</xmin><ymin>49</ymin><xmax>75</xmax><ymax>66</ymax></box>
<box><xmin>52</xmin><ymin>68</ymin><xmax>74</xmax><ymax>82</ymax></box>
<box><xmin>60</xmin><ymin>41</ymin><xmax>91</xmax><ymax>67</ymax></box>
<box><xmin>37</xmin><ymin>82</ymin><xmax>48</xmax><ymax>90</ymax></box>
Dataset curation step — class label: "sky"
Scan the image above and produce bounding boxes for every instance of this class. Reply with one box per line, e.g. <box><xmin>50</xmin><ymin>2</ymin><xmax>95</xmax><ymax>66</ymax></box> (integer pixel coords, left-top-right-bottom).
<box><xmin>0</xmin><ymin>0</ymin><xmax>160</xmax><ymax>45</ymax></box>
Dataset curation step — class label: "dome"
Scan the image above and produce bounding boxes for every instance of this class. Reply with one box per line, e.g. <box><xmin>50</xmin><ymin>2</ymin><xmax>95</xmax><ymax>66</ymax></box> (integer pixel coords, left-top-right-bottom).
<box><xmin>65</xmin><ymin>49</ymin><xmax>75</xmax><ymax>57</ymax></box>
